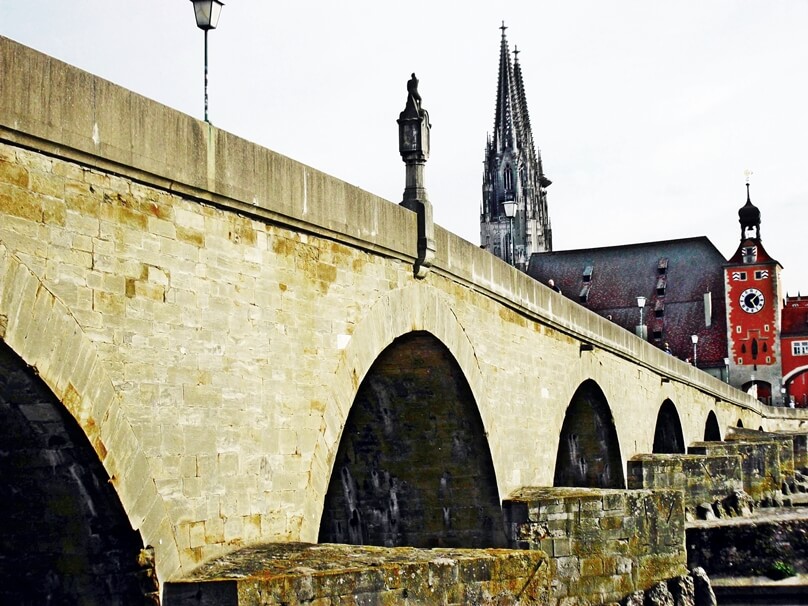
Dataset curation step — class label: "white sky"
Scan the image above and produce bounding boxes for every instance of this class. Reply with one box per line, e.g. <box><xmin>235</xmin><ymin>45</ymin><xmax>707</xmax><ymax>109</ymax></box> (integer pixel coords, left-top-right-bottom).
<box><xmin>3</xmin><ymin>1</ymin><xmax>807</xmax><ymax>293</ymax></box>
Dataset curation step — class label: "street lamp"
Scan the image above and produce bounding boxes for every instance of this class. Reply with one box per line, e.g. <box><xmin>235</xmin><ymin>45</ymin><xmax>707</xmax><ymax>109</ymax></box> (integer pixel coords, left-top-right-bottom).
<box><xmin>723</xmin><ymin>357</ymin><xmax>730</xmax><ymax>383</ymax></box>
<box><xmin>503</xmin><ymin>199</ymin><xmax>516</xmax><ymax>265</ymax></box>
<box><xmin>636</xmin><ymin>296</ymin><xmax>646</xmax><ymax>339</ymax></box>
<box><xmin>190</xmin><ymin>0</ymin><xmax>225</xmax><ymax>123</ymax></box>
<box><xmin>691</xmin><ymin>334</ymin><xmax>699</xmax><ymax>367</ymax></box>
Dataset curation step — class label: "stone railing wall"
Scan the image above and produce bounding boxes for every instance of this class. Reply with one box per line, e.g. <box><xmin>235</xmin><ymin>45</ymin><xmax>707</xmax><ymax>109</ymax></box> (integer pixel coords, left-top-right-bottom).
<box><xmin>627</xmin><ymin>454</ymin><xmax>745</xmax><ymax>520</ymax></box>
<box><xmin>502</xmin><ymin>487</ymin><xmax>687</xmax><ymax>604</ymax></box>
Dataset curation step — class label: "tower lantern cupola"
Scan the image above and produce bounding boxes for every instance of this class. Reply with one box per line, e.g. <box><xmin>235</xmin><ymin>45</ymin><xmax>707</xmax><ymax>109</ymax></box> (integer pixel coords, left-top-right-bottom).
<box><xmin>738</xmin><ymin>182</ymin><xmax>761</xmax><ymax>240</ymax></box>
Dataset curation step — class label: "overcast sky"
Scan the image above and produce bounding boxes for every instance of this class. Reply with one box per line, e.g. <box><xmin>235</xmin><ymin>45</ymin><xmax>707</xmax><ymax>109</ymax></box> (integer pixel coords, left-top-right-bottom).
<box><xmin>3</xmin><ymin>1</ymin><xmax>807</xmax><ymax>293</ymax></box>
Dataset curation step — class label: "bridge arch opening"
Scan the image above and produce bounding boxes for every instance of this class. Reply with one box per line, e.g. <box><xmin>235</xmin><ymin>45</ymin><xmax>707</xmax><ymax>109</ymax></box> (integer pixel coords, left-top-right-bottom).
<box><xmin>652</xmin><ymin>399</ymin><xmax>685</xmax><ymax>454</ymax></box>
<box><xmin>0</xmin><ymin>341</ymin><xmax>155</xmax><ymax>604</ymax></box>
<box><xmin>737</xmin><ymin>419</ymin><xmax>744</xmax><ymax>428</ymax></box>
<box><xmin>704</xmin><ymin>411</ymin><xmax>722</xmax><ymax>441</ymax></box>
<box><xmin>318</xmin><ymin>331</ymin><xmax>505</xmax><ymax>548</ymax></box>
<box><xmin>553</xmin><ymin>379</ymin><xmax>625</xmax><ymax>489</ymax></box>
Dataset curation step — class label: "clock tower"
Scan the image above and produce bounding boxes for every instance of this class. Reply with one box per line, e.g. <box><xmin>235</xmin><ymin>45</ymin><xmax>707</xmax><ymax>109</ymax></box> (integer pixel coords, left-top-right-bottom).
<box><xmin>724</xmin><ymin>184</ymin><xmax>784</xmax><ymax>405</ymax></box>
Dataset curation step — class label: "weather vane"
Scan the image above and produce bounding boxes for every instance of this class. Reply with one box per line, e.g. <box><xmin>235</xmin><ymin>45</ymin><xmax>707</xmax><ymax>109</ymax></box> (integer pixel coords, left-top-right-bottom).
<box><xmin>744</xmin><ymin>169</ymin><xmax>753</xmax><ymax>184</ymax></box>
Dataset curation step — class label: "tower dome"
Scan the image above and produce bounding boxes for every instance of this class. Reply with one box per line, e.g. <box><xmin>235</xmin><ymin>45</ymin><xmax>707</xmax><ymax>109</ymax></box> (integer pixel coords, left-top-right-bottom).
<box><xmin>738</xmin><ymin>182</ymin><xmax>761</xmax><ymax>240</ymax></box>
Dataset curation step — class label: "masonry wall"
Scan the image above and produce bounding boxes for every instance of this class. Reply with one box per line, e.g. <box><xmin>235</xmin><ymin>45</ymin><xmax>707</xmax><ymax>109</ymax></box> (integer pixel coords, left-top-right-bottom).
<box><xmin>2</xmin><ymin>36</ymin><xmax>806</xmax><ymax>589</ymax></box>
<box><xmin>627</xmin><ymin>454</ymin><xmax>744</xmax><ymax>520</ymax></box>
<box><xmin>502</xmin><ymin>487</ymin><xmax>687</xmax><ymax>604</ymax></box>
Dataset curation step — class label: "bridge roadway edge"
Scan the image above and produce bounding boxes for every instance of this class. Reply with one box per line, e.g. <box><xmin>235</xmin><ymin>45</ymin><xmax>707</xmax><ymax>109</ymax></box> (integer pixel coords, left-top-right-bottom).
<box><xmin>3</xmin><ymin>35</ymin><xmax>808</xmax><ymax>597</ymax></box>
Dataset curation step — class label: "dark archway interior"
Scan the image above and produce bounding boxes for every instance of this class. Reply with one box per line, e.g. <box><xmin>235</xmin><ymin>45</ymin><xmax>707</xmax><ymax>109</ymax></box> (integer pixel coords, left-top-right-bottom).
<box><xmin>0</xmin><ymin>341</ymin><xmax>156</xmax><ymax>605</ymax></box>
<box><xmin>553</xmin><ymin>380</ymin><xmax>625</xmax><ymax>489</ymax></box>
<box><xmin>704</xmin><ymin>411</ymin><xmax>722</xmax><ymax>441</ymax></box>
<box><xmin>318</xmin><ymin>331</ymin><xmax>505</xmax><ymax>548</ymax></box>
<box><xmin>737</xmin><ymin>419</ymin><xmax>744</xmax><ymax>428</ymax></box>
<box><xmin>652</xmin><ymin>400</ymin><xmax>685</xmax><ymax>454</ymax></box>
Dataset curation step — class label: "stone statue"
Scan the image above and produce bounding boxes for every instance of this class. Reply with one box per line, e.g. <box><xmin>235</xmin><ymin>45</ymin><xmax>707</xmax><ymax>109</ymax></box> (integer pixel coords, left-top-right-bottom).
<box><xmin>406</xmin><ymin>73</ymin><xmax>422</xmax><ymax>115</ymax></box>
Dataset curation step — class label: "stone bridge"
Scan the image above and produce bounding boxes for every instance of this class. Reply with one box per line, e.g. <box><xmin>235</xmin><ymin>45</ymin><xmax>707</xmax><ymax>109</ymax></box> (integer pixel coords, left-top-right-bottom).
<box><xmin>1</xmin><ymin>37</ymin><xmax>807</xmax><ymax>604</ymax></box>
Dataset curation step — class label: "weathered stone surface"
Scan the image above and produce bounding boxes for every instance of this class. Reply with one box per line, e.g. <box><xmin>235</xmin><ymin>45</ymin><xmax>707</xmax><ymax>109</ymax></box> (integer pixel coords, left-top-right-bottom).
<box><xmin>503</xmin><ymin>487</ymin><xmax>687</xmax><ymax>604</ymax></box>
<box><xmin>688</xmin><ymin>440</ymin><xmax>782</xmax><ymax>506</ymax></box>
<box><xmin>163</xmin><ymin>543</ymin><xmax>551</xmax><ymax>605</ymax></box>
<box><xmin>627</xmin><ymin>454</ymin><xmax>744</xmax><ymax>520</ymax></box>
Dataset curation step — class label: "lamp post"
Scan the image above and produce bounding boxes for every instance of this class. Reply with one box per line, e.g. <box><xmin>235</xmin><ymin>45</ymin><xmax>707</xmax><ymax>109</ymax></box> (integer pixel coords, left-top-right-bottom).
<box><xmin>503</xmin><ymin>199</ymin><xmax>516</xmax><ymax>265</ymax></box>
<box><xmin>691</xmin><ymin>334</ymin><xmax>699</xmax><ymax>367</ymax></box>
<box><xmin>724</xmin><ymin>357</ymin><xmax>730</xmax><ymax>383</ymax></box>
<box><xmin>190</xmin><ymin>0</ymin><xmax>225</xmax><ymax>123</ymax></box>
<box><xmin>636</xmin><ymin>296</ymin><xmax>646</xmax><ymax>339</ymax></box>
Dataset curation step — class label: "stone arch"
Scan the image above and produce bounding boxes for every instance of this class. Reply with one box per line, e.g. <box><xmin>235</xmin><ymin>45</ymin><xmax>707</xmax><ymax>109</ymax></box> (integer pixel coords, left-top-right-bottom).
<box><xmin>737</xmin><ymin>419</ymin><xmax>744</xmax><ymax>428</ymax></box>
<box><xmin>553</xmin><ymin>379</ymin><xmax>625</xmax><ymax>489</ymax></box>
<box><xmin>0</xmin><ymin>247</ymin><xmax>180</xmax><ymax>582</ymax></box>
<box><xmin>318</xmin><ymin>331</ymin><xmax>505</xmax><ymax>548</ymax></box>
<box><xmin>704</xmin><ymin>411</ymin><xmax>722</xmax><ymax>441</ymax></box>
<box><xmin>309</xmin><ymin>284</ymin><xmax>490</xmax><ymax>541</ymax></box>
<box><xmin>0</xmin><ymin>341</ymin><xmax>157</xmax><ymax>603</ymax></box>
<box><xmin>652</xmin><ymin>399</ymin><xmax>685</xmax><ymax>454</ymax></box>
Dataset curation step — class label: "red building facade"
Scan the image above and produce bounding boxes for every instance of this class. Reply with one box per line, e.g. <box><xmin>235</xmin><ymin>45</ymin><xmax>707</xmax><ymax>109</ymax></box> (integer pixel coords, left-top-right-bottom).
<box><xmin>782</xmin><ymin>295</ymin><xmax>808</xmax><ymax>407</ymax></box>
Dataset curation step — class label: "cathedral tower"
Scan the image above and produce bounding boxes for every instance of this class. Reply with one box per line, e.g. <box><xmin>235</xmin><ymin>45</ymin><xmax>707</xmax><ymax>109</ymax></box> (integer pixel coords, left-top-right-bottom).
<box><xmin>480</xmin><ymin>23</ymin><xmax>552</xmax><ymax>269</ymax></box>
<box><xmin>723</xmin><ymin>183</ymin><xmax>784</xmax><ymax>405</ymax></box>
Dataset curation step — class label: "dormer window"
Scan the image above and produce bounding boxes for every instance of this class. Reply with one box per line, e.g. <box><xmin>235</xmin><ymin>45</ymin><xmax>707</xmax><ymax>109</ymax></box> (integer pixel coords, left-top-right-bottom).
<box><xmin>654</xmin><ymin>301</ymin><xmax>665</xmax><ymax>318</ymax></box>
<box><xmin>657</xmin><ymin>258</ymin><xmax>668</xmax><ymax>275</ymax></box>
<box><xmin>742</xmin><ymin>246</ymin><xmax>757</xmax><ymax>264</ymax></box>
<box><xmin>579</xmin><ymin>284</ymin><xmax>590</xmax><ymax>303</ymax></box>
<box><xmin>656</xmin><ymin>276</ymin><xmax>667</xmax><ymax>296</ymax></box>
<box><xmin>582</xmin><ymin>265</ymin><xmax>593</xmax><ymax>283</ymax></box>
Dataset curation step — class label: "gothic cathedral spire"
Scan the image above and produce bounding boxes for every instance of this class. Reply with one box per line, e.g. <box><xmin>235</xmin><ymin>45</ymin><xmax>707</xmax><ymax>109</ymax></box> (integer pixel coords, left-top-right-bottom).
<box><xmin>481</xmin><ymin>23</ymin><xmax>552</xmax><ymax>269</ymax></box>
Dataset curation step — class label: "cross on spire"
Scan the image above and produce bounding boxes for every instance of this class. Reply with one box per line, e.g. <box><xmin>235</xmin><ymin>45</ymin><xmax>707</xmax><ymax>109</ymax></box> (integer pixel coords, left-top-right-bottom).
<box><xmin>500</xmin><ymin>21</ymin><xmax>507</xmax><ymax>37</ymax></box>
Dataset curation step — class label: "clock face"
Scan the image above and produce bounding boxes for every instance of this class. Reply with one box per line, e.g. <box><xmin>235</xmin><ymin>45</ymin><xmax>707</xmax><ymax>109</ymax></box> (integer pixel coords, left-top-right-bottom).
<box><xmin>739</xmin><ymin>288</ymin><xmax>765</xmax><ymax>313</ymax></box>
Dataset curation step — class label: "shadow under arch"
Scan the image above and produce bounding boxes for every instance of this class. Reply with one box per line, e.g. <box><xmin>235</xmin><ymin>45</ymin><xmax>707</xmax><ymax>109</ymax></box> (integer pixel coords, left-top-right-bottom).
<box><xmin>0</xmin><ymin>247</ymin><xmax>177</xmax><ymax>583</ymax></box>
<box><xmin>318</xmin><ymin>331</ymin><xmax>505</xmax><ymax>548</ymax></box>
<box><xmin>310</xmin><ymin>284</ymin><xmax>492</xmax><ymax>542</ymax></box>
<box><xmin>704</xmin><ymin>410</ymin><xmax>722</xmax><ymax>441</ymax></box>
<box><xmin>553</xmin><ymin>379</ymin><xmax>625</xmax><ymax>489</ymax></box>
<box><xmin>0</xmin><ymin>340</ymin><xmax>156</xmax><ymax>603</ymax></box>
<box><xmin>653</xmin><ymin>399</ymin><xmax>685</xmax><ymax>454</ymax></box>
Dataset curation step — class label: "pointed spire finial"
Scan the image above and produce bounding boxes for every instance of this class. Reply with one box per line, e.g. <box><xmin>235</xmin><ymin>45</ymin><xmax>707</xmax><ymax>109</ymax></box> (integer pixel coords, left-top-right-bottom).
<box><xmin>500</xmin><ymin>20</ymin><xmax>507</xmax><ymax>38</ymax></box>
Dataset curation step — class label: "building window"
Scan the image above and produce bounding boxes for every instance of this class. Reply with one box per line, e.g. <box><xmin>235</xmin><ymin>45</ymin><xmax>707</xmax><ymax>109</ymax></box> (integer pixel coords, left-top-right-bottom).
<box><xmin>582</xmin><ymin>265</ymin><xmax>593</xmax><ymax>283</ymax></box>
<box><xmin>656</xmin><ymin>276</ymin><xmax>666</xmax><ymax>296</ymax></box>
<box><xmin>737</xmin><ymin>357</ymin><xmax>743</xmax><ymax>364</ymax></box>
<box><xmin>731</xmin><ymin>271</ymin><xmax>747</xmax><ymax>281</ymax></box>
<box><xmin>657</xmin><ymin>257</ymin><xmax>668</xmax><ymax>275</ymax></box>
<box><xmin>736</xmin><ymin>325</ymin><xmax>742</xmax><ymax>333</ymax></box>
<box><xmin>741</xmin><ymin>344</ymin><xmax>746</xmax><ymax>354</ymax></box>
<box><xmin>766</xmin><ymin>356</ymin><xmax>771</xmax><ymax>364</ymax></box>
<box><xmin>764</xmin><ymin>324</ymin><xmax>770</xmax><ymax>332</ymax></box>
<box><xmin>793</xmin><ymin>341</ymin><xmax>808</xmax><ymax>356</ymax></box>
<box><xmin>754</xmin><ymin>269</ymin><xmax>770</xmax><ymax>280</ymax></box>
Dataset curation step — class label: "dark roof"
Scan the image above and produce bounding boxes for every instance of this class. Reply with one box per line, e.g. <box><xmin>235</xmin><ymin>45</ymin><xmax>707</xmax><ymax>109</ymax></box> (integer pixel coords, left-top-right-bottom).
<box><xmin>726</xmin><ymin>237</ymin><xmax>781</xmax><ymax>266</ymax></box>
<box><xmin>527</xmin><ymin>237</ymin><xmax>728</xmax><ymax>367</ymax></box>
